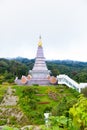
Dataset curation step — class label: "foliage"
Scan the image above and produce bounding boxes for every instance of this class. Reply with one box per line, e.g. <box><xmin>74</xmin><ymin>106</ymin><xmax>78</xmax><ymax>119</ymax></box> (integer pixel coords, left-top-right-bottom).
<box><xmin>2</xmin><ymin>126</ymin><xmax>19</xmax><ymax>130</ymax></box>
<box><xmin>0</xmin><ymin>119</ymin><xmax>7</xmax><ymax>125</ymax></box>
<box><xmin>47</xmin><ymin>94</ymin><xmax>87</xmax><ymax>130</ymax></box>
<box><xmin>52</xmin><ymin>96</ymin><xmax>77</xmax><ymax>117</ymax></box>
<box><xmin>0</xmin><ymin>85</ymin><xmax>8</xmax><ymax>103</ymax></box>
<box><xmin>47</xmin><ymin>60</ymin><xmax>87</xmax><ymax>82</ymax></box>
<box><xmin>0</xmin><ymin>58</ymin><xmax>28</xmax><ymax>83</ymax></box>
<box><xmin>9</xmin><ymin>116</ymin><xmax>17</xmax><ymax>125</ymax></box>
<box><xmin>69</xmin><ymin>94</ymin><xmax>87</xmax><ymax>129</ymax></box>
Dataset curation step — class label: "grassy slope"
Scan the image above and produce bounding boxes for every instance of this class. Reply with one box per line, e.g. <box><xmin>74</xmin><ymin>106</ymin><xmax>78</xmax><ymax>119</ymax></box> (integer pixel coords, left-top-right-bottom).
<box><xmin>13</xmin><ymin>85</ymin><xmax>79</xmax><ymax>125</ymax></box>
<box><xmin>0</xmin><ymin>84</ymin><xmax>80</xmax><ymax>127</ymax></box>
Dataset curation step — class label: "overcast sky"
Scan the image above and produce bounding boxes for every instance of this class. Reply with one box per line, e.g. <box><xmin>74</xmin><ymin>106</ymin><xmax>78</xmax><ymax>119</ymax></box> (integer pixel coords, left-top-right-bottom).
<box><xmin>0</xmin><ymin>0</ymin><xmax>87</xmax><ymax>61</ymax></box>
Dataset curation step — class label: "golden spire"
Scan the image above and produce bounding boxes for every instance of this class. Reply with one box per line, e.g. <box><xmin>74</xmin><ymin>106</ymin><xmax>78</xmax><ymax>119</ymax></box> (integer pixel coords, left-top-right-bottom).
<box><xmin>38</xmin><ymin>36</ymin><xmax>42</xmax><ymax>47</ymax></box>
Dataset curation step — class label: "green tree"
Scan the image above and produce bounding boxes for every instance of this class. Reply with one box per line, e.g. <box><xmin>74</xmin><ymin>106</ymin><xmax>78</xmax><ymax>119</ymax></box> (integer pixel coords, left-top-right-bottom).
<box><xmin>74</xmin><ymin>72</ymin><xmax>87</xmax><ymax>83</ymax></box>
<box><xmin>69</xmin><ymin>95</ymin><xmax>87</xmax><ymax>129</ymax></box>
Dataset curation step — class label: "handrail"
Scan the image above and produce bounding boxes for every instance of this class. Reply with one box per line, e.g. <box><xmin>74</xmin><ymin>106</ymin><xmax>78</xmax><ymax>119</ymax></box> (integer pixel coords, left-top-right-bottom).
<box><xmin>57</xmin><ymin>74</ymin><xmax>81</xmax><ymax>92</ymax></box>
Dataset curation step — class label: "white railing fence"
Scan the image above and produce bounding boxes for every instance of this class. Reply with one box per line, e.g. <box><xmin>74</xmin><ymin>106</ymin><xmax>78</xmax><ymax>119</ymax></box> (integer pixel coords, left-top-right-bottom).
<box><xmin>57</xmin><ymin>74</ymin><xmax>87</xmax><ymax>93</ymax></box>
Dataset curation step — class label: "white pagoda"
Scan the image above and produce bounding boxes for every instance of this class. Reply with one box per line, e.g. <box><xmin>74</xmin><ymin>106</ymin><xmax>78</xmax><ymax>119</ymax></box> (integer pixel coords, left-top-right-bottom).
<box><xmin>15</xmin><ymin>37</ymin><xmax>57</xmax><ymax>85</ymax></box>
<box><xmin>28</xmin><ymin>37</ymin><xmax>51</xmax><ymax>85</ymax></box>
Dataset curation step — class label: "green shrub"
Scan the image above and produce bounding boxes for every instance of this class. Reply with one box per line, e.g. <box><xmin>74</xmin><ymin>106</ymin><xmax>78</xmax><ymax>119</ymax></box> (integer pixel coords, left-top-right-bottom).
<box><xmin>0</xmin><ymin>119</ymin><xmax>7</xmax><ymax>125</ymax></box>
<box><xmin>9</xmin><ymin>116</ymin><xmax>17</xmax><ymax>125</ymax></box>
<box><xmin>2</xmin><ymin>126</ymin><xmax>19</xmax><ymax>130</ymax></box>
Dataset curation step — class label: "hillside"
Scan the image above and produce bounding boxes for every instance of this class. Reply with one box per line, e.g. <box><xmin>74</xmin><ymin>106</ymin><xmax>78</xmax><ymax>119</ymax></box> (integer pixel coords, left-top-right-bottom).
<box><xmin>0</xmin><ymin>84</ymin><xmax>79</xmax><ymax>128</ymax></box>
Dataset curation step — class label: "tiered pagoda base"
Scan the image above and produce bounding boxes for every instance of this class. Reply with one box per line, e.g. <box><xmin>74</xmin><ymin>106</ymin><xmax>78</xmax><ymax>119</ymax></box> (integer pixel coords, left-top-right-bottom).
<box><xmin>15</xmin><ymin>78</ymin><xmax>51</xmax><ymax>85</ymax></box>
<box><xmin>28</xmin><ymin>79</ymin><xmax>50</xmax><ymax>85</ymax></box>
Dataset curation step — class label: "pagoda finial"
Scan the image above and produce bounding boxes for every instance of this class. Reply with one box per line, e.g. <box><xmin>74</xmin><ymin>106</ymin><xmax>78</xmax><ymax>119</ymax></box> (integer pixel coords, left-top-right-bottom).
<box><xmin>39</xmin><ymin>35</ymin><xmax>41</xmax><ymax>40</ymax></box>
<box><xmin>38</xmin><ymin>35</ymin><xmax>42</xmax><ymax>47</ymax></box>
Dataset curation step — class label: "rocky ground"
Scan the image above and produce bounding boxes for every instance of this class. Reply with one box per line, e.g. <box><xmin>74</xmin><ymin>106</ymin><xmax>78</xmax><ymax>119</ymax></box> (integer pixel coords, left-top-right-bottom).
<box><xmin>1</xmin><ymin>87</ymin><xmax>18</xmax><ymax>106</ymax></box>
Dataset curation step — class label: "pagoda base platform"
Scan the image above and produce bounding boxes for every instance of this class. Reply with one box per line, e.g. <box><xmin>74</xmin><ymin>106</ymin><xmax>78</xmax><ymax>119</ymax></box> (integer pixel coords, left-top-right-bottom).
<box><xmin>15</xmin><ymin>79</ymin><xmax>51</xmax><ymax>86</ymax></box>
<box><xmin>28</xmin><ymin>79</ymin><xmax>51</xmax><ymax>85</ymax></box>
